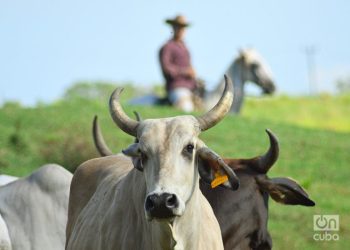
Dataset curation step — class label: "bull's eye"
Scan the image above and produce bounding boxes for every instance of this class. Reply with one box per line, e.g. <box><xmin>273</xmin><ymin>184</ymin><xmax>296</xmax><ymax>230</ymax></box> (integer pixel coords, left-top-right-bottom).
<box><xmin>185</xmin><ymin>144</ymin><xmax>194</xmax><ymax>154</ymax></box>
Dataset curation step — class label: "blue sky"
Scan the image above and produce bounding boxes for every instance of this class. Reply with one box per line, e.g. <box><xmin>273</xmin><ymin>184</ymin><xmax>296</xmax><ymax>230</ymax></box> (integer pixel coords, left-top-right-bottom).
<box><xmin>1</xmin><ymin>0</ymin><xmax>349</xmax><ymax>106</ymax></box>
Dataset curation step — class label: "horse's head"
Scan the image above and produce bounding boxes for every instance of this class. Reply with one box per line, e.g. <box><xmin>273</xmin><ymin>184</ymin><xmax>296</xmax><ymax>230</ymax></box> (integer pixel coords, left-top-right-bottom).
<box><xmin>239</xmin><ymin>49</ymin><xmax>276</xmax><ymax>94</ymax></box>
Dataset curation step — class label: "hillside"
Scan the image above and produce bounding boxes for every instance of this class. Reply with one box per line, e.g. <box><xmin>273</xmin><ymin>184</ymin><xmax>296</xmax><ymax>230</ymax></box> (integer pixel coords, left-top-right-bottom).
<box><xmin>0</xmin><ymin>93</ymin><xmax>349</xmax><ymax>249</ymax></box>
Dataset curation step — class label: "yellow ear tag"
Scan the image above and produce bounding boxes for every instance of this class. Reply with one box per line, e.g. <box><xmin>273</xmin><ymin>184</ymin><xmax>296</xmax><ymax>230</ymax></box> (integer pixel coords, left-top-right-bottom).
<box><xmin>211</xmin><ymin>171</ymin><xmax>228</xmax><ymax>189</ymax></box>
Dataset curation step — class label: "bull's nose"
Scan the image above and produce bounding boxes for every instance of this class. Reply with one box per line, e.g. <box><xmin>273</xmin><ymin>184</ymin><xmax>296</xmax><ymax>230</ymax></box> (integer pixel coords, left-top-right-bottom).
<box><xmin>145</xmin><ymin>193</ymin><xmax>179</xmax><ymax>219</ymax></box>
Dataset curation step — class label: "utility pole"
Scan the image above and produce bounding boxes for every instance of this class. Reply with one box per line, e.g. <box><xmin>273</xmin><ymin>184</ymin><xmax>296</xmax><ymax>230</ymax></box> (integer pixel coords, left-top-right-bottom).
<box><xmin>303</xmin><ymin>46</ymin><xmax>318</xmax><ymax>95</ymax></box>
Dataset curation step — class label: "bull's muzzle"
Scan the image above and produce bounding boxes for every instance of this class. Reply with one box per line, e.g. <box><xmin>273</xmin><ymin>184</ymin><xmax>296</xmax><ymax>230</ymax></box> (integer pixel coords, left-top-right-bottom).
<box><xmin>145</xmin><ymin>193</ymin><xmax>179</xmax><ymax>219</ymax></box>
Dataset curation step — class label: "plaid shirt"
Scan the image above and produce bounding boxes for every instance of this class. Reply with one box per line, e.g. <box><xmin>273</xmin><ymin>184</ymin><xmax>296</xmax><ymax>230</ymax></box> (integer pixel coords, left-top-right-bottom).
<box><xmin>159</xmin><ymin>39</ymin><xmax>196</xmax><ymax>92</ymax></box>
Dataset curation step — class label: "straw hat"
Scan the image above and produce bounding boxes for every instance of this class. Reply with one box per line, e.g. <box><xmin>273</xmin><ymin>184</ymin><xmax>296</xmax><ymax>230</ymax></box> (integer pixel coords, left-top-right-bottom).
<box><xmin>165</xmin><ymin>15</ymin><xmax>190</xmax><ymax>27</ymax></box>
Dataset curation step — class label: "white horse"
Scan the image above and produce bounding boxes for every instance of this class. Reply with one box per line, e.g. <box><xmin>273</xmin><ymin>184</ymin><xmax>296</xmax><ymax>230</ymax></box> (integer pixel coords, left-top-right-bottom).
<box><xmin>204</xmin><ymin>48</ymin><xmax>275</xmax><ymax>113</ymax></box>
<box><xmin>130</xmin><ymin>48</ymin><xmax>275</xmax><ymax>113</ymax></box>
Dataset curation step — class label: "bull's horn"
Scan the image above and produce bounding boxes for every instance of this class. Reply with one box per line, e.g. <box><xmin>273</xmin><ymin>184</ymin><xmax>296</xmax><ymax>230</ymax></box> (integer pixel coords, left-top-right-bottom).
<box><xmin>255</xmin><ymin>129</ymin><xmax>279</xmax><ymax>173</ymax></box>
<box><xmin>109</xmin><ymin>88</ymin><xmax>139</xmax><ymax>136</ymax></box>
<box><xmin>92</xmin><ymin>115</ymin><xmax>113</xmax><ymax>156</ymax></box>
<box><xmin>133</xmin><ymin>111</ymin><xmax>142</xmax><ymax>122</ymax></box>
<box><xmin>196</xmin><ymin>75</ymin><xmax>233</xmax><ymax>131</ymax></box>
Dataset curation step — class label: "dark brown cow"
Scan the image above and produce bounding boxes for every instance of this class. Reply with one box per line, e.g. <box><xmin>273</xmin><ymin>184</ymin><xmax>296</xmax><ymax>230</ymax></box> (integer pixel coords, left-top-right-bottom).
<box><xmin>199</xmin><ymin>130</ymin><xmax>315</xmax><ymax>249</ymax></box>
<box><xmin>92</xmin><ymin>117</ymin><xmax>315</xmax><ymax>250</ymax></box>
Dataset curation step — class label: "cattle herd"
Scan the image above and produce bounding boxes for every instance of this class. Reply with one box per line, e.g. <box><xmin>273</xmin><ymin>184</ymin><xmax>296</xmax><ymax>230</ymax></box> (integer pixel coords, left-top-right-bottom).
<box><xmin>0</xmin><ymin>75</ymin><xmax>315</xmax><ymax>250</ymax></box>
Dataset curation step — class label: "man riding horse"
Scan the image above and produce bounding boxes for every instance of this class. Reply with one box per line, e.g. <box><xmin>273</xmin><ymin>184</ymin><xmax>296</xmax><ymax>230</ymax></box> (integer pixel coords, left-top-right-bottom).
<box><xmin>158</xmin><ymin>15</ymin><xmax>276</xmax><ymax>113</ymax></box>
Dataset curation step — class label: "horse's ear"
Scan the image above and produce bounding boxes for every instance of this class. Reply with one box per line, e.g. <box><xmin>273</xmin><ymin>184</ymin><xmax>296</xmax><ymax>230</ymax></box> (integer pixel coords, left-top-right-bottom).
<box><xmin>239</xmin><ymin>49</ymin><xmax>248</xmax><ymax>63</ymax></box>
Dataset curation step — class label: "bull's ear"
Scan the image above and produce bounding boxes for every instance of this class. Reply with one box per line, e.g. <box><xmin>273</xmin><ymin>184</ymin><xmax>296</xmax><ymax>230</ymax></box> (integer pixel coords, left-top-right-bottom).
<box><xmin>256</xmin><ymin>176</ymin><xmax>315</xmax><ymax>206</ymax></box>
<box><xmin>122</xmin><ymin>143</ymin><xmax>143</xmax><ymax>171</ymax></box>
<box><xmin>122</xmin><ymin>143</ymin><xmax>139</xmax><ymax>157</ymax></box>
<box><xmin>197</xmin><ymin>147</ymin><xmax>239</xmax><ymax>190</ymax></box>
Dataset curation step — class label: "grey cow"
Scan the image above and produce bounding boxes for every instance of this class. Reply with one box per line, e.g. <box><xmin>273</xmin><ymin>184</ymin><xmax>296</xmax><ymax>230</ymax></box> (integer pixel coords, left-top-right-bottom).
<box><xmin>66</xmin><ymin>76</ymin><xmax>239</xmax><ymax>250</ymax></box>
<box><xmin>0</xmin><ymin>164</ymin><xmax>72</xmax><ymax>250</ymax></box>
<box><xmin>93</xmin><ymin>118</ymin><xmax>315</xmax><ymax>250</ymax></box>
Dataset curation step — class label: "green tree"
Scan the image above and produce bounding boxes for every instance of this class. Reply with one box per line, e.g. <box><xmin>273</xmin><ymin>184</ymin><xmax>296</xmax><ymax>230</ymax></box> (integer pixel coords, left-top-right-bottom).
<box><xmin>336</xmin><ymin>77</ymin><xmax>350</xmax><ymax>93</ymax></box>
<box><xmin>62</xmin><ymin>81</ymin><xmax>140</xmax><ymax>102</ymax></box>
<box><xmin>63</xmin><ymin>82</ymin><xmax>117</xmax><ymax>101</ymax></box>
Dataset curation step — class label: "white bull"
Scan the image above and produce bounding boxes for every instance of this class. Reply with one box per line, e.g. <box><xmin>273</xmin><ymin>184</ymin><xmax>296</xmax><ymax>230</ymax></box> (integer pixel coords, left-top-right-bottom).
<box><xmin>0</xmin><ymin>175</ymin><xmax>18</xmax><ymax>186</ymax></box>
<box><xmin>66</xmin><ymin>76</ymin><xmax>240</xmax><ymax>250</ymax></box>
<box><xmin>0</xmin><ymin>164</ymin><xmax>72</xmax><ymax>250</ymax></box>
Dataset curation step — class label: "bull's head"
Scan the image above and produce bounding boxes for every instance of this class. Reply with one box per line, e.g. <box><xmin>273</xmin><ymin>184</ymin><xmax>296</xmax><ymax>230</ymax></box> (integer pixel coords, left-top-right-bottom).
<box><xmin>108</xmin><ymin>75</ymin><xmax>239</xmax><ymax>220</ymax></box>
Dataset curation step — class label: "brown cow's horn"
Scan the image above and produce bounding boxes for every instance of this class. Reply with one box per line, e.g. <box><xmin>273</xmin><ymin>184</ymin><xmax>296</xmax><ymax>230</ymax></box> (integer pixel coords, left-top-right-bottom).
<box><xmin>256</xmin><ymin>129</ymin><xmax>279</xmax><ymax>173</ymax></box>
<box><xmin>109</xmin><ymin>88</ymin><xmax>139</xmax><ymax>136</ymax></box>
<box><xmin>92</xmin><ymin>115</ymin><xmax>113</xmax><ymax>156</ymax></box>
<box><xmin>196</xmin><ymin>75</ymin><xmax>234</xmax><ymax>131</ymax></box>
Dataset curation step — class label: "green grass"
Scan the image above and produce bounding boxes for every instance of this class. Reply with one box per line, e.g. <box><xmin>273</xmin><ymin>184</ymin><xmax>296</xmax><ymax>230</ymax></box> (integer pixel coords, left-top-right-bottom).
<box><xmin>243</xmin><ymin>94</ymin><xmax>350</xmax><ymax>132</ymax></box>
<box><xmin>0</xmin><ymin>94</ymin><xmax>349</xmax><ymax>249</ymax></box>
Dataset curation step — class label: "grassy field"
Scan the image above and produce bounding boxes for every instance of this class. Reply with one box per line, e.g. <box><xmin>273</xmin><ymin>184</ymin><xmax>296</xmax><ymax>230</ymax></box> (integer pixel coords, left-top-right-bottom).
<box><xmin>0</xmin><ymin>93</ymin><xmax>349</xmax><ymax>249</ymax></box>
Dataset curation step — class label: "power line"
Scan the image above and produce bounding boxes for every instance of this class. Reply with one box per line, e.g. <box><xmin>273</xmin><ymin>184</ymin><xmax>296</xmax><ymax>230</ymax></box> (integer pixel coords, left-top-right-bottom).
<box><xmin>303</xmin><ymin>46</ymin><xmax>318</xmax><ymax>95</ymax></box>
